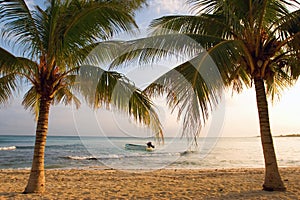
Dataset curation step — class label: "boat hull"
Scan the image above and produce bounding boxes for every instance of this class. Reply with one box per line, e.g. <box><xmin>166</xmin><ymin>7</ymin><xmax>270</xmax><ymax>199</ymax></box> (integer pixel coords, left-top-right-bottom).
<box><xmin>125</xmin><ymin>144</ymin><xmax>154</xmax><ymax>151</ymax></box>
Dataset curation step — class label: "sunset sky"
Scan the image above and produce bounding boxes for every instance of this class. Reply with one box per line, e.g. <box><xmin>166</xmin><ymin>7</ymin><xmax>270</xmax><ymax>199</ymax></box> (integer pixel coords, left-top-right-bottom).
<box><xmin>0</xmin><ymin>0</ymin><xmax>299</xmax><ymax>138</ymax></box>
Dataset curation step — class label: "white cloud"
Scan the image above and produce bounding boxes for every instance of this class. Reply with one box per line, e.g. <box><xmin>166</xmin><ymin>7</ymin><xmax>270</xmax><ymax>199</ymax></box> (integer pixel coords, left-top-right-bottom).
<box><xmin>150</xmin><ymin>0</ymin><xmax>190</xmax><ymax>15</ymax></box>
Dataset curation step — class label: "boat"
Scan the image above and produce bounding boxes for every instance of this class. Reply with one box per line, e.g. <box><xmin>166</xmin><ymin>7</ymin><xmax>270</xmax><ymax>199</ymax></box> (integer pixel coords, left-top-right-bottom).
<box><xmin>125</xmin><ymin>144</ymin><xmax>154</xmax><ymax>151</ymax></box>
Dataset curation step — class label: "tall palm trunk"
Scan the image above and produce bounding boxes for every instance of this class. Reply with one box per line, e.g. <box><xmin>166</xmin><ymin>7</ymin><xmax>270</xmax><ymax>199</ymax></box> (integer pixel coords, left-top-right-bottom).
<box><xmin>23</xmin><ymin>98</ymin><xmax>51</xmax><ymax>194</ymax></box>
<box><xmin>254</xmin><ymin>78</ymin><xmax>286</xmax><ymax>191</ymax></box>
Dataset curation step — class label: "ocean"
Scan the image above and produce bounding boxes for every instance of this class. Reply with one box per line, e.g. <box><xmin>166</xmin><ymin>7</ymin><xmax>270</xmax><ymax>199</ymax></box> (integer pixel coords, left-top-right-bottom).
<box><xmin>0</xmin><ymin>135</ymin><xmax>299</xmax><ymax>170</ymax></box>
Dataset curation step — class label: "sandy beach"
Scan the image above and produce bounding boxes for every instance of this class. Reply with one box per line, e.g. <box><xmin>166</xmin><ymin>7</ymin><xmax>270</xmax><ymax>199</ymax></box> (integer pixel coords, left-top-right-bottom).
<box><xmin>0</xmin><ymin>167</ymin><xmax>299</xmax><ymax>199</ymax></box>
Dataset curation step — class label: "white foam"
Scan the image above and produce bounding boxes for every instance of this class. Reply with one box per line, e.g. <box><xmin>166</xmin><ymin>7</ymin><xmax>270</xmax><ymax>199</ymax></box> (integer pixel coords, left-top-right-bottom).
<box><xmin>66</xmin><ymin>156</ymin><xmax>93</xmax><ymax>160</ymax></box>
<box><xmin>0</xmin><ymin>146</ymin><xmax>16</xmax><ymax>151</ymax></box>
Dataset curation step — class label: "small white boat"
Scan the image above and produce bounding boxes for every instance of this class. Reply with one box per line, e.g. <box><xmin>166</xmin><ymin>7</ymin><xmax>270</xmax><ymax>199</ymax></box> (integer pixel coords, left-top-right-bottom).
<box><xmin>125</xmin><ymin>144</ymin><xmax>154</xmax><ymax>151</ymax></box>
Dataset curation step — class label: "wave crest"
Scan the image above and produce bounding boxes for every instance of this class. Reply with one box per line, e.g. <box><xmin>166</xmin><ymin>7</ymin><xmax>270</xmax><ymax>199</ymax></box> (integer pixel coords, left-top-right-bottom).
<box><xmin>63</xmin><ymin>156</ymin><xmax>97</xmax><ymax>160</ymax></box>
<box><xmin>0</xmin><ymin>146</ymin><xmax>16</xmax><ymax>151</ymax></box>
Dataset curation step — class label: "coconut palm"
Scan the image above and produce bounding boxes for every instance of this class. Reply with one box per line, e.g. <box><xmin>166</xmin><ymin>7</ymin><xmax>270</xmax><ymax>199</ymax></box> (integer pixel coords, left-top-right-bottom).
<box><xmin>0</xmin><ymin>0</ymin><xmax>162</xmax><ymax>193</ymax></box>
<box><xmin>109</xmin><ymin>0</ymin><xmax>300</xmax><ymax>191</ymax></box>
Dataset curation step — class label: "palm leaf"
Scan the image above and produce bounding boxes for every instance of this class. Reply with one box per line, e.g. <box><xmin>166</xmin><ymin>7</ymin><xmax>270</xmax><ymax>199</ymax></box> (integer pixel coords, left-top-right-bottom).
<box><xmin>144</xmin><ymin>50</ymin><xmax>225</xmax><ymax>141</ymax></box>
<box><xmin>0</xmin><ymin>0</ymin><xmax>43</xmax><ymax>56</ymax></box>
<box><xmin>82</xmin><ymin>41</ymin><xmax>128</xmax><ymax>67</ymax></box>
<box><xmin>22</xmin><ymin>86</ymin><xmax>40</xmax><ymax>119</ymax></box>
<box><xmin>0</xmin><ymin>47</ymin><xmax>24</xmax><ymax>72</ymax></box>
<box><xmin>0</xmin><ymin>0</ymin><xmax>146</xmax><ymax>70</ymax></box>
<box><xmin>108</xmin><ymin>34</ymin><xmax>251</xmax><ymax>140</ymax></box>
<box><xmin>77</xmin><ymin>65</ymin><xmax>163</xmax><ymax>140</ymax></box>
<box><xmin>53</xmin><ymin>86</ymin><xmax>81</xmax><ymax>109</ymax></box>
<box><xmin>50</xmin><ymin>0</ymin><xmax>145</xmax><ymax>69</ymax></box>
<box><xmin>274</xmin><ymin>9</ymin><xmax>300</xmax><ymax>45</ymax></box>
<box><xmin>109</xmin><ymin>33</ymin><xmax>225</xmax><ymax>70</ymax></box>
<box><xmin>265</xmin><ymin>64</ymin><xmax>293</xmax><ymax>101</ymax></box>
<box><xmin>150</xmin><ymin>14</ymin><xmax>237</xmax><ymax>39</ymax></box>
<box><xmin>0</xmin><ymin>47</ymin><xmax>38</xmax><ymax>84</ymax></box>
<box><xmin>0</xmin><ymin>73</ymin><xmax>17</xmax><ymax>104</ymax></box>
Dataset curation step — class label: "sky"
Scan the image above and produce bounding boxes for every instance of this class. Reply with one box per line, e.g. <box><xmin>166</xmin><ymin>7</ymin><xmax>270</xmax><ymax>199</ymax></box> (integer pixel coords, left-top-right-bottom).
<box><xmin>0</xmin><ymin>0</ymin><xmax>300</xmax><ymax>138</ymax></box>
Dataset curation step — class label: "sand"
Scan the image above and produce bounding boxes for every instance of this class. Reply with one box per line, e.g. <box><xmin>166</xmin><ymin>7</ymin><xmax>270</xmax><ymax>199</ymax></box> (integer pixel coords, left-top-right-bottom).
<box><xmin>0</xmin><ymin>167</ymin><xmax>299</xmax><ymax>199</ymax></box>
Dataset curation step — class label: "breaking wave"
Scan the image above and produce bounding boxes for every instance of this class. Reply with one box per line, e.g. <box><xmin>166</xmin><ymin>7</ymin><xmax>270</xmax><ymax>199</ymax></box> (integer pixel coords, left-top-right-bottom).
<box><xmin>0</xmin><ymin>146</ymin><xmax>16</xmax><ymax>151</ymax></box>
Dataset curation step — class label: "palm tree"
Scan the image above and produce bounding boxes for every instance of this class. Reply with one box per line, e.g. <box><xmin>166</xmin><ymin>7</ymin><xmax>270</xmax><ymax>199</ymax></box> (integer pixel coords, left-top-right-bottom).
<box><xmin>109</xmin><ymin>0</ymin><xmax>300</xmax><ymax>191</ymax></box>
<box><xmin>0</xmin><ymin>0</ymin><xmax>162</xmax><ymax>194</ymax></box>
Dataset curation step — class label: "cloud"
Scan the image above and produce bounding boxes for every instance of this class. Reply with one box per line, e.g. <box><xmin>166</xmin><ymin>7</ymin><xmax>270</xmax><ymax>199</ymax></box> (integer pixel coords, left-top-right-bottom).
<box><xmin>150</xmin><ymin>0</ymin><xmax>190</xmax><ymax>15</ymax></box>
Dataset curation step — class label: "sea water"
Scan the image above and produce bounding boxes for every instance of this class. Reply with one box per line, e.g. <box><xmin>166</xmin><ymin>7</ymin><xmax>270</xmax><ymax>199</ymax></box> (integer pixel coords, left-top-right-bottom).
<box><xmin>0</xmin><ymin>135</ymin><xmax>299</xmax><ymax>170</ymax></box>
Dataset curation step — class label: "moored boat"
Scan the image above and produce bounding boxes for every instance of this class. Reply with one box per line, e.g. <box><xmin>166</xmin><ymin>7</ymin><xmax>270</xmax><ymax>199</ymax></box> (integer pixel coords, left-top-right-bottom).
<box><xmin>125</xmin><ymin>144</ymin><xmax>154</xmax><ymax>151</ymax></box>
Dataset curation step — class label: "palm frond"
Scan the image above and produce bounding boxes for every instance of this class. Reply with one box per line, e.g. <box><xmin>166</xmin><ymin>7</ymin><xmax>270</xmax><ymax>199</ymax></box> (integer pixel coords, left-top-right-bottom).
<box><xmin>22</xmin><ymin>86</ymin><xmax>40</xmax><ymax>119</ymax></box>
<box><xmin>149</xmin><ymin>14</ymin><xmax>238</xmax><ymax>40</ymax></box>
<box><xmin>36</xmin><ymin>0</ymin><xmax>142</xmax><ymax>72</ymax></box>
<box><xmin>273</xmin><ymin>9</ymin><xmax>300</xmax><ymax>45</ymax></box>
<box><xmin>0</xmin><ymin>0</ymin><xmax>146</xmax><ymax>69</ymax></box>
<box><xmin>109</xmin><ymin>35</ymin><xmax>251</xmax><ymax>140</ymax></box>
<box><xmin>0</xmin><ymin>0</ymin><xmax>43</xmax><ymax>56</ymax></box>
<box><xmin>0</xmin><ymin>47</ymin><xmax>22</xmax><ymax>72</ymax></box>
<box><xmin>53</xmin><ymin>86</ymin><xmax>81</xmax><ymax>109</ymax></box>
<box><xmin>144</xmin><ymin>50</ymin><xmax>224</xmax><ymax>141</ymax></box>
<box><xmin>288</xmin><ymin>54</ymin><xmax>300</xmax><ymax>79</ymax></box>
<box><xmin>206</xmin><ymin>40</ymin><xmax>252</xmax><ymax>87</ymax></box>
<box><xmin>187</xmin><ymin>0</ymin><xmax>219</xmax><ymax>14</ymax></box>
<box><xmin>265</xmin><ymin>65</ymin><xmax>293</xmax><ymax>102</ymax></box>
<box><xmin>270</xmin><ymin>49</ymin><xmax>300</xmax><ymax>84</ymax></box>
<box><xmin>0</xmin><ymin>73</ymin><xmax>17</xmax><ymax>104</ymax></box>
<box><xmin>109</xmin><ymin>33</ymin><xmax>223</xmax><ymax>69</ymax></box>
<box><xmin>22</xmin><ymin>84</ymin><xmax>81</xmax><ymax>120</ymax></box>
<box><xmin>77</xmin><ymin>65</ymin><xmax>163</xmax><ymax>140</ymax></box>
<box><xmin>82</xmin><ymin>41</ymin><xmax>127</xmax><ymax>67</ymax></box>
<box><xmin>0</xmin><ymin>48</ymin><xmax>27</xmax><ymax>103</ymax></box>
<box><xmin>49</xmin><ymin>0</ymin><xmax>142</xmax><ymax>68</ymax></box>
<box><xmin>0</xmin><ymin>47</ymin><xmax>38</xmax><ymax>84</ymax></box>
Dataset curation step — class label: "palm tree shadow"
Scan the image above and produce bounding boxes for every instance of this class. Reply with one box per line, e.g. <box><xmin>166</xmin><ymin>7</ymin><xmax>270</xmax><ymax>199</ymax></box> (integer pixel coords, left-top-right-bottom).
<box><xmin>0</xmin><ymin>191</ymin><xmax>44</xmax><ymax>199</ymax></box>
<box><xmin>0</xmin><ymin>192</ymin><xmax>19</xmax><ymax>198</ymax></box>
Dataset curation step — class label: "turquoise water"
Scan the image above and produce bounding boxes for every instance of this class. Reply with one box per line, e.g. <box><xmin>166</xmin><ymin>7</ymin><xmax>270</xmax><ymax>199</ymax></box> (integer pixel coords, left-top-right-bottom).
<box><xmin>0</xmin><ymin>135</ymin><xmax>299</xmax><ymax>170</ymax></box>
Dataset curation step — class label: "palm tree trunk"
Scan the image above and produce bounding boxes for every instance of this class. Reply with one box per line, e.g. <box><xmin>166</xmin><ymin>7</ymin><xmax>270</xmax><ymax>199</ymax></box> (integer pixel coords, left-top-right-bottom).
<box><xmin>23</xmin><ymin>98</ymin><xmax>51</xmax><ymax>194</ymax></box>
<box><xmin>254</xmin><ymin>77</ymin><xmax>286</xmax><ymax>191</ymax></box>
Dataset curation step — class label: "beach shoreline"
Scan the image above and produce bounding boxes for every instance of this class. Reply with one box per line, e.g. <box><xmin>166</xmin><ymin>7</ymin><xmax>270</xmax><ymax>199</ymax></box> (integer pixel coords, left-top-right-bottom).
<box><xmin>0</xmin><ymin>167</ymin><xmax>299</xmax><ymax>199</ymax></box>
